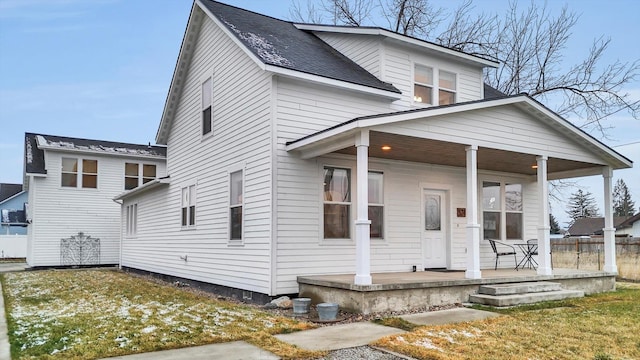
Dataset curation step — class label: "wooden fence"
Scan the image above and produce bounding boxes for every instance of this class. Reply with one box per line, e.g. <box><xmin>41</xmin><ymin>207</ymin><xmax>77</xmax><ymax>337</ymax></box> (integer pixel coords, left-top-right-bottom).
<box><xmin>551</xmin><ymin>237</ymin><xmax>640</xmax><ymax>255</ymax></box>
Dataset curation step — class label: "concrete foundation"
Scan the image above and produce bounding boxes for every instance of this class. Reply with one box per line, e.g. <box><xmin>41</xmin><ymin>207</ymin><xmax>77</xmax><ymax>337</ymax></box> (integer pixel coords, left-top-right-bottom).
<box><xmin>298</xmin><ymin>268</ymin><xmax>615</xmax><ymax>314</ymax></box>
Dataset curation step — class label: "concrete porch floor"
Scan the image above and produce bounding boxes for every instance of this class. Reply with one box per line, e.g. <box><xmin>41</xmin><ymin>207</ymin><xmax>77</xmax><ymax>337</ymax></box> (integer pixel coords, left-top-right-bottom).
<box><xmin>298</xmin><ymin>268</ymin><xmax>616</xmax><ymax>314</ymax></box>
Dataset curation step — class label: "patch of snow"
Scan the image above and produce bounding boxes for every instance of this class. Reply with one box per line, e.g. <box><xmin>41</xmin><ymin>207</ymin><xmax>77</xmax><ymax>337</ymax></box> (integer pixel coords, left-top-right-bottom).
<box><xmin>412</xmin><ymin>338</ymin><xmax>442</xmax><ymax>351</ymax></box>
<box><xmin>223</xmin><ymin>20</ymin><xmax>293</xmax><ymax>67</ymax></box>
<box><xmin>141</xmin><ymin>326</ymin><xmax>156</xmax><ymax>334</ymax></box>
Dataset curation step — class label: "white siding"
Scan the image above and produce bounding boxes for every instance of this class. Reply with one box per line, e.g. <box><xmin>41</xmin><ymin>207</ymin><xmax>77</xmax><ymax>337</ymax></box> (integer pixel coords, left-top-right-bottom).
<box><xmin>375</xmin><ymin>105</ymin><xmax>606</xmax><ymax>164</ymax></box>
<box><xmin>27</xmin><ymin>151</ymin><xmax>165</xmax><ymax>267</ymax></box>
<box><xmin>274</xmin><ymin>153</ymin><xmax>538</xmax><ymax>293</ymax></box>
<box><xmin>121</xmin><ymin>14</ymin><xmax>274</xmax><ymax>295</ymax></box>
<box><xmin>382</xmin><ymin>42</ymin><xmax>485</xmax><ymax>107</ymax></box>
<box><xmin>315</xmin><ymin>33</ymin><xmax>382</xmax><ymax>77</ymax></box>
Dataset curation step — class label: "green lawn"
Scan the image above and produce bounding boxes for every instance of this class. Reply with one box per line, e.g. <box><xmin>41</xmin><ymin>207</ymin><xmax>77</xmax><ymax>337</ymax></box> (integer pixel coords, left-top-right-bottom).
<box><xmin>0</xmin><ymin>269</ymin><xmax>321</xmax><ymax>360</ymax></box>
<box><xmin>373</xmin><ymin>283</ymin><xmax>640</xmax><ymax>360</ymax></box>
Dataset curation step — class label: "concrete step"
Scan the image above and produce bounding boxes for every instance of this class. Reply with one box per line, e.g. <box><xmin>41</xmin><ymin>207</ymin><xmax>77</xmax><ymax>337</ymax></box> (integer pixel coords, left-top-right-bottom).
<box><xmin>479</xmin><ymin>282</ymin><xmax>563</xmax><ymax>296</ymax></box>
<box><xmin>469</xmin><ymin>289</ymin><xmax>584</xmax><ymax>307</ymax></box>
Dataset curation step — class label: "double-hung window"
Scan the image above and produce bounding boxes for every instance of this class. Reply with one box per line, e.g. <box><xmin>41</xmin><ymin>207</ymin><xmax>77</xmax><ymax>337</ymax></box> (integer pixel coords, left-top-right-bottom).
<box><xmin>62</xmin><ymin>158</ymin><xmax>97</xmax><ymax>188</ymax></box>
<box><xmin>414</xmin><ymin>64</ymin><xmax>457</xmax><ymax>106</ymax></box>
<box><xmin>482</xmin><ymin>181</ymin><xmax>523</xmax><ymax>240</ymax></box>
<box><xmin>126</xmin><ymin>203</ymin><xmax>137</xmax><ymax>236</ymax></box>
<box><xmin>438</xmin><ymin>70</ymin><xmax>456</xmax><ymax>105</ymax></box>
<box><xmin>413</xmin><ymin>65</ymin><xmax>433</xmax><ymax>104</ymax></box>
<box><xmin>181</xmin><ymin>184</ymin><xmax>196</xmax><ymax>228</ymax></box>
<box><xmin>202</xmin><ymin>77</ymin><xmax>212</xmax><ymax>136</ymax></box>
<box><xmin>368</xmin><ymin>172</ymin><xmax>384</xmax><ymax>239</ymax></box>
<box><xmin>229</xmin><ymin>170</ymin><xmax>243</xmax><ymax>241</ymax></box>
<box><xmin>124</xmin><ymin>163</ymin><xmax>157</xmax><ymax>190</ymax></box>
<box><xmin>323</xmin><ymin>167</ymin><xmax>351</xmax><ymax>239</ymax></box>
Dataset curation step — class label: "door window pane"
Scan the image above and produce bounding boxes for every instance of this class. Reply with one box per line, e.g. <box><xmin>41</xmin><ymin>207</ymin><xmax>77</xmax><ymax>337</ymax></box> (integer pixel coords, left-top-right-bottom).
<box><xmin>425</xmin><ymin>194</ymin><xmax>441</xmax><ymax>231</ymax></box>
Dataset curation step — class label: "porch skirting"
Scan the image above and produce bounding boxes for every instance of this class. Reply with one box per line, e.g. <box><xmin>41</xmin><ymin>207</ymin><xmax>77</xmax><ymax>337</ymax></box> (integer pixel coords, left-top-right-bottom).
<box><xmin>297</xmin><ymin>269</ymin><xmax>615</xmax><ymax>314</ymax></box>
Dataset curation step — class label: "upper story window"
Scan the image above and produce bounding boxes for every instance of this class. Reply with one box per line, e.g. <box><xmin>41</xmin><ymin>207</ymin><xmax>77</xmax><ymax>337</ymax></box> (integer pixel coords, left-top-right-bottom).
<box><xmin>482</xmin><ymin>181</ymin><xmax>523</xmax><ymax>240</ymax></box>
<box><xmin>438</xmin><ymin>70</ymin><xmax>457</xmax><ymax>105</ymax></box>
<box><xmin>229</xmin><ymin>170</ymin><xmax>243</xmax><ymax>241</ymax></box>
<box><xmin>323</xmin><ymin>167</ymin><xmax>351</xmax><ymax>239</ymax></box>
<box><xmin>61</xmin><ymin>158</ymin><xmax>97</xmax><ymax>189</ymax></box>
<box><xmin>414</xmin><ymin>64</ymin><xmax>457</xmax><ymax>106</ymax></box>
<box><xmin>124</xmin><ymin>163</ymin><xmax>157</xmax><ymax>190</ymax></box>
<box><xmin>202</xmin><ymin>77</ymin><xmax>212</xmax><ymax>136</ymax></box>
<box><xmin>413</xmin><ymin>65</ymin><xmax>433</xmax><ymax>104</ymax></box>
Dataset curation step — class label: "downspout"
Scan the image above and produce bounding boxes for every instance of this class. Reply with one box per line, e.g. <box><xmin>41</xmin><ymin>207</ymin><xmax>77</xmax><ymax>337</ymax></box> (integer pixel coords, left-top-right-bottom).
<box><xmin>112</xmin><ymin>198</ymin><xmax>123</xmax><ymax>270</ymax></box>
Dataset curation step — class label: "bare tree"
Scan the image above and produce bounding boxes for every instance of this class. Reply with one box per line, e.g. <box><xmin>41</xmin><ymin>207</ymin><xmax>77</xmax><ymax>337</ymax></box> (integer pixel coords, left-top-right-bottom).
<box><xmin>379</xmin><ymin>0</ymin><xmax>445</xmax><ymax>38</ymax></box>
<box><xmin>288</xmin><ymin>0</ymin><xmax>640</xmax><ymax>138</ymax></box>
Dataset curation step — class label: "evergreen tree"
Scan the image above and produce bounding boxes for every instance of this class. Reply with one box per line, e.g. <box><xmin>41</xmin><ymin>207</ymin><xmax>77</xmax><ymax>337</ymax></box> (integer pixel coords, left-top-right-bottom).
<box><xmin>565</xmin><ymin>189</ymin><xmax>600</xmax><ymax>226</ymax></box>
<box><xmin>613</xmin><ymin>179</ymin><xmax>636</xmax><ymax>217</ymax></box>
<box><xmin>549</xmin><ymin>214</ymin><xmax>561</xmax><ymax>234</ymax></box>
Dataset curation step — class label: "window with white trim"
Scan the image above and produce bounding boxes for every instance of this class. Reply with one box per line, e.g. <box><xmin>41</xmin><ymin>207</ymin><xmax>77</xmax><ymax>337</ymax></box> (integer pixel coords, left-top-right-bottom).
<box><xmin>202</xmin><ymin>77</ymin><xmax>212</xmax><ymax>136</ymax></box>
<box><xmin>413</xmin><ymin>64</ymin><xmax>457</xmax><ymax>106</ymax></box>
<box><xmin>413</xmin><ymin>64</ymin><xmax>433</xmax><ymax>104</ymax></box>
<box><xmin>323</xmin><ymin>167</ymin><xmax>351</xmax><ymax>239</ymax></box>
<box><xmin>61</xmin><ymin>158</ymin><xmax>97</xmax><ymax>188</ymax></box>
<box><xmin>368</xmin><ymin>171</ymin><xmax>384</xmax><ymax>239</ymax></box>
<box><xmin>438</xmin><ymin>70</ymin><xmax>456</xmax><ymax>105</ymax></box>
<box><xmin>124</xmin><ymin>163</ymin><xmax>157</xmax><ymax>190</ymax></box>
<box><xmin>229</xmin><ymin>170</ymin><xmax>243</xmax><ymax>241</ymax></box>
<box><xmin>181</xmin><ymin>184</ymin><xmax>196</xmax><ymax>227</ymax></box>
<box><xmin>482</xmin><ymin>181</ymin><xmax>523</xmax><ymax>240</ymax></box>
<box><xmin>126</xmin><ymin>203</ymin><xmax>137</xmax><ymax>236</ymax></box>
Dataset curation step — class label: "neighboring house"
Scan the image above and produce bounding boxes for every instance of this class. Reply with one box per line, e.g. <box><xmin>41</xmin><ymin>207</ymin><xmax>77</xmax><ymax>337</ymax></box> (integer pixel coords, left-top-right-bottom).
<box><xmin>616</xmin><ymin>212</ymin><xmax>640</xmax><ymax>237</ymax></box>
<box><xmin>24</xmin><ymin>133</ymin><xmax>166</xmax><ymax>267</ymax></box>
<box><xmin>566</xmin><ymin>217</ymin><xmax>630</xmax><ymax>237</ymax></box>
<box><xmin>115</xmin><ymin>1</ymin><xmax>632</xmax><ymax>302</ymax></box>
<box><xmin>0</xmin><ymin>183</ymin><xmax>27</xmax><ymax>235</ymax></box>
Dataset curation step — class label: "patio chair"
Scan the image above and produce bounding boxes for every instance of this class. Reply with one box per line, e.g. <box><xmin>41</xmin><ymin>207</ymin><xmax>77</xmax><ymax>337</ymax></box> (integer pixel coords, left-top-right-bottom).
<box><xmin>487</xmin><ymin>239</ymin><xmax>518</xmax><ymax>270</ymax></box>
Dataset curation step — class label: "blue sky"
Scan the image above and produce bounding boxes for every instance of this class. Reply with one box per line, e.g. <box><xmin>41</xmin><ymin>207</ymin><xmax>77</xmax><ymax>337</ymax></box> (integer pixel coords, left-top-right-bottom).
<box><xmin>0</xmin><ymin>0</ymin><xmax>638</xmax><ymax>225</ymax></box>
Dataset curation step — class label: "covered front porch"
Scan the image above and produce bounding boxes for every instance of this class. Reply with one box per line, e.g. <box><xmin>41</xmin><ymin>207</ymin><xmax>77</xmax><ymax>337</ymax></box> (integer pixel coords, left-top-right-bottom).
<box><xmin>285</xmin><ymin>95</ymin><xmax>631</xmax><ymax>289</ymax></box>
<box><xmin>298</xmin><ymin>268</ymin><xmax>616</xmax><ymax>314</ymax></box>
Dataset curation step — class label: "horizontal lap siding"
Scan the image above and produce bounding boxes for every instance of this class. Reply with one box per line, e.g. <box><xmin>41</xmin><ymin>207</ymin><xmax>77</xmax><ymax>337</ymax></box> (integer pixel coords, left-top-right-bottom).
<box><xmin>376</xmin><ymin>106</ymin><xmax>604</xmax><ymax>163</ymax></box>
<box><xmin>120</xmin><ymin>15</ymin><xmax>273</xmax><ymax>295</ymax></box>
<box><xmin>315</xmin><ymin>33</ymin><xmax>382</xmax><ymax>77</ymax></box>
<box><xmin>383</xmin><ymin>42</ymin><xmax>484</xmax><ymax>106</ymax></box>
<box><xmin>28</xmin><ymin>152</ymin><xmax>165</xmax><ymax>267</ymax></box>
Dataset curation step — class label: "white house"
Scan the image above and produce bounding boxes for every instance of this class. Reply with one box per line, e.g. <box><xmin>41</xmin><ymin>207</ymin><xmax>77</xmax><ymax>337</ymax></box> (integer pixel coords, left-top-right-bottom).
<box><xmin>24</xmin><ymin>133</ymin><xmax>166</xmax><ymax>268</ymax></box>
<box><xmin>115</xmin><ymin>1</ymin><xmax>632</xmax><ymax>302</ymax></box>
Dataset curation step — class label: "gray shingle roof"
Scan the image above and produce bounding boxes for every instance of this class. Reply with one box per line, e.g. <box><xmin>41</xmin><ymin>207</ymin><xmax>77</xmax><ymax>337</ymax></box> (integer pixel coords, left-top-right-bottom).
<box><xmin>567</xmin><ymin>217</ymin><xmax>630</xmax><ymax>236</ymax></box>
<box><xmin>24</xmin><ymin>133</ymin><xmax>166</xmax><ymax>175</ymax></box>
<box><xmin>0</xmin><ymin>183</ymin><xmax>22</xmax><ymax>203</ymax></box>
<box><xmin>199</xmin><ymin>1</ymin><xmax>400</xmax><ymax>94</ymax></box>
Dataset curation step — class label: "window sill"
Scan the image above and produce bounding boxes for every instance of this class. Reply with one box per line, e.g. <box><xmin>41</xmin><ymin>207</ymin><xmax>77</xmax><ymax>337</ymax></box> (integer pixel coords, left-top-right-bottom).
<box><xmin>180</xmin><ymin>226</ymin><xmax>196</xmax><ymax>231</ymax></box>
<box><xmin>228</xmin><ymin>240</ymin><xmax>244</xmax><ymax>247</ymax></box>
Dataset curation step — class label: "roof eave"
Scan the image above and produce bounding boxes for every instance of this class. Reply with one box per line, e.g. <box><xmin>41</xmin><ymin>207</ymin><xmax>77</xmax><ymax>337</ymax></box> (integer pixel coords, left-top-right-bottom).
<box><xmin>157</xmin><ymin>1</ymin><xmax>269</xmax><ymax>145</ymax></box>
<box><xmin>286</xmin><ymin>95</ymin><xmax>633</xmax><ymax>170</ymax></box>
<box><xmin>113</xmin><ymin>177</ymin><xmax>171</xmax><ymax>201</ymax></box>
<box><xmin>293</xmin><ymin>23</ymin><xmax>499</xmax><ymax>68</ymax></box>
<box><xmin>265</xmin><ymin>65</ymin><xmax>402</xmax><ymax>100</ymax></box>
<box><xmin>35</xmin><ymin>144</ymin><xmax>166</xmax><ymax>160</ymax></box>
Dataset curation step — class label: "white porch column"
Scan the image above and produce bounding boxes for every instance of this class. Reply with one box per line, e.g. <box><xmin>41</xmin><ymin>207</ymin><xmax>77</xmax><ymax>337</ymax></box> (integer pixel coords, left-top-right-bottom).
<box><xmin>536</xmin><ymin>156</ymin><xmax>553</xmax><ymax>275</ymax></box>
<box><xmin>354</xmin><ymin>130</ymin><xmax>372</xmax><ymax>285</ymax></box>
<box><xmin>465</xmin><ymin>145</ymin><xmax>481</xmax><ymax>279</ymax></box>
<box><xmin>602</xmin><ymin>167</ymin><xmax>618</xmax><ymax>273</ymax></box>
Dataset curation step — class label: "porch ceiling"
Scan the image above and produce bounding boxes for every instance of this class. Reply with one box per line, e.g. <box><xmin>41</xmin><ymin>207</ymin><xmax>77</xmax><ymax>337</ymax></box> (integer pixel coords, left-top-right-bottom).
<box><xmin>334</xmin><ymin>131</ymin><xmax>601</xmax><ymax>176</ymax></box>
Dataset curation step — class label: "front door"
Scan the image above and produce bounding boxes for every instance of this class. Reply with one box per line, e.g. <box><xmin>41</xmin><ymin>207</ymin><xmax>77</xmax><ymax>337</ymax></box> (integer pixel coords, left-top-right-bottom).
<box><xmin>422</xmin><ymin>189</ymin><xmax>447</xmax><ymax>269</ymax></box>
